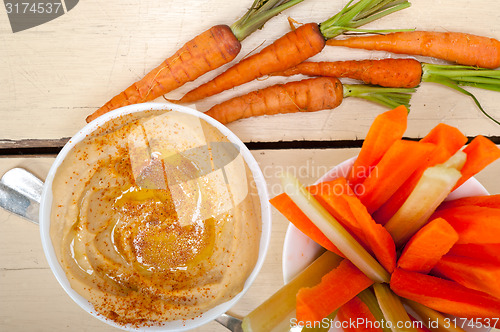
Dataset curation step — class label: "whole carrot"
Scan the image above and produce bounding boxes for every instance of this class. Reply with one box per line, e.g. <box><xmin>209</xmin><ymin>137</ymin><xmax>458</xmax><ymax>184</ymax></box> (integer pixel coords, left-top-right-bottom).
<box><xmin>271</xmin><ymin>58</ymin><xmax>500</xmax><ymax>125</ymax></box>
<box><xmin>176</xmin><ymin>0</ymin><xmax>412</xmax><ymax>104</ymax></box>
<box><xmin>85</xmin><ymin>0</ymin><xmax>305</xmax><ymax>123</ymax></box>
<box><xmin>272</xmin><ymin>58</ymin><xmax>423</xmax><ymax>88</ymax></box>
<box><xmin>204</xmin><ymin>77</ymin><xmax>414</xmax><ymax>124</ymax></box>
<box><xmin>326</xmin><ymin>31</ymin><xmax>500</xmax><ymax>69</ymax></box>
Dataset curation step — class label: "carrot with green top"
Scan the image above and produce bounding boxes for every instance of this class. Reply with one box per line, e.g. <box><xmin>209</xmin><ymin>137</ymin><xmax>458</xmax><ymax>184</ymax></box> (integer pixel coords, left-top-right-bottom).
<box><xmin>175</xmin><ymin>0</ymin><xmax>412</xmax><ymax>104</ymax></box>
<box><xmin>85</xmin><ymin>0</ymin><xmax>306</xmax><ymax>122</ymax></box>
<box><xmin>326</xmin><ymin>31</ymin><xmax>500</xmax><ymax>69</ymax></box>
<box><xmin>204</xmin><ymin>77</ymin><xmax>414</xmax><ymax>124</ymax></box>
<box><xmin>272</xmin><ymin>58</ymin><xmax>500</xmax><ymax>125</ymax></box>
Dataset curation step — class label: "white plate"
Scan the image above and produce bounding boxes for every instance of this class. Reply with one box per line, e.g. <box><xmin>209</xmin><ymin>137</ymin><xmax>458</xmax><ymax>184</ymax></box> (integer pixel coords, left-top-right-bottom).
<box><xmin>282</xmin><ymin>157</ymin><xmax>491</xmax><ymax>332</ymax></box>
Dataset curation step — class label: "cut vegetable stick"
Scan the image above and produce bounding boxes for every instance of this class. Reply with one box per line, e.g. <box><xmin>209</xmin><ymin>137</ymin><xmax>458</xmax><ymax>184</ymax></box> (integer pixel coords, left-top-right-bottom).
<box><xmin>403</xmin><ymin>299</ymin><xmax>467</xmax><ymax>332</ymax></box>
<box><xmin>431</xmin><ymin>206</ymin><xmax>500</xmax><ymax>244</ymax></box>
<box><xmin>337</xmin><ymin>296</ymin><xmax>382</xmax><ymax>332</ymax></box>
<box><xmin>390</xmin><ymin>268</ymin><xmax>500</xmax><ymax>328</ymax></box>
<box><xmin>448</xmin><ymin>243</ymin><xmax>500</xmax><ymax>265</ymax></box>
<box><xmin>358</xmin><ymin>140</ymin><xmax>436</xmax><ymax>213</ymax></box>
<box><xmin>372</xmin><ymin>145</ymin><xmax>451</xmax><ymax>225</ymax></box>
<box><xmin>373</xmin><ymin>283</ymin><xmax>418</xmax><ymax>332</ymax></box>
<box><xmin>296</xmin><ymin>260</ymin><xmax>374</xmax><ymax>324</ymax></box>
<box><xmin>308</xmin><ymin>179</ymin><xmax>368</xmax><ymax>246</ymax></box>
<box><xmin>242</xmin><ymin>251</ymin><xmax>342</xmax><ymax>332</ymax></box>
<box><xmin>433</xmin><ymin>255</ymin><xmax>500</xmax><ymax>300</ymax></box>
<box><xmin>419</xmin><ymin>123</ymin><xmax>468</xmax><ymax>155</ymax></box>
<box><xmin>357</xmin><ymin>289</ymin><xmax>392</xmax><ymax>332</ymax></box>
<box><xmin>281</xmin><ymin>173</ymin><xmax>390</xmax><ymax>283</ymax></box>
<box><xmin>373</xmin><ymin>124</ymin><xmax>468</xmax><ymax>224</ymax></box>
<box><xmin>437</xmin><ymin>194</ymin><xmax>500</xmax><ymax>210</ymax></box>
<box><xmin>270</xmin><ymin>190</ymin><xmax>343</xmax><ymax>256</ymax></box>
<box><xmin>397</xmin><ymin>218</ymin><xmax>458</xmax><ymax>273</ymax></box>
<box><xmin>384</xmin><ymin>165</ymin><xmax>462</xmax><ymax>247</ymax></box>
<box><xmin>343</xmin><ymin>195</ymin><xmax>396</xmax><ymax>273</ymax></box>
<box><xmin>348</xmin><ymin>105</ymin><xmax>408</xmax><ymax>188</ymax></box>
<box><xmin>453</xmin><ymin>135</ymin><xmax>500</xmax><ymax>190</ymax></box>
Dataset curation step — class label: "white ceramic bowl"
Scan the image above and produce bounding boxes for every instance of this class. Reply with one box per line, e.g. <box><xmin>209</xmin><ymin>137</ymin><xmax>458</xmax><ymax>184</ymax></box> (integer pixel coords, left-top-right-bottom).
<box><xmin>282</xmin><ymin>156</ymin><xmax>491</xmax><ymax>332</ymax></box>
<box><xmin>39</xmin><ymin>102</ymin><xmax>272</xmax><ymax>331</ymax></box>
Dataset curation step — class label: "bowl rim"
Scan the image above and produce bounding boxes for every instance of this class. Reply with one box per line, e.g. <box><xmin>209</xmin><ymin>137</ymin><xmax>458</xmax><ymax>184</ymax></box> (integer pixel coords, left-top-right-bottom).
<box><xmin>39</xmin><ymin>102</ymin><xmax>272</xmax><ymax>331</ymax></box>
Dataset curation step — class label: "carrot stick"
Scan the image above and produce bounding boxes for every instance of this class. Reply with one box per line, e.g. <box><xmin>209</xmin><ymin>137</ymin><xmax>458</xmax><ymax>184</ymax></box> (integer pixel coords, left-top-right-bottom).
<box><xmin>397</xmin><ymin>217</ymin><xmax>458</xmax><ymax>274</ymax></box>
<box><xmin>430</xmin><ymin>206</ymin><xmax>500</xmax><ymax>244</ymax></box>
<box><xmin>453</xmin><ymin>135</ymin><xmax>500</xmax><ymax>190</ymax></box>
<box><xmin>337</xmin><ymin>296</ymin><xmax>383</xmax><ymax>332</ymax></box>
<box><xmin>357</xmin><ymin>140</ymin><xmax>436</xmax><ymax>213</ymax></box>
<box><xmin>373</xmin><ymin>124</ymin><xmax>467</xmax><ymax>224</ymax></box>
<box><xmin>85</xmin><ymin>0</ymin><xmax>305</xmax><ymax>122</ymax></box>
<box><xmin>348</xmin><ymin>105</ymin><xmax>408</xmax><ymax>189</ymax></box>
<box><xmin>204</xmin><ymin>77</ymin><xmax>414</xmax><ymax>124</ymax></box>
<box><xmin>326</xmin><ymin>31</ymin><xmax>500</xmax><ymax>69</ymax></box>
<box><xmin>296</xmin><ymin>259</ymin><xmax>374</xmax><ymax>325</ymax></box>
<box><xmin>437</xmin><ymin>194</ymin><xmax>500</xmax><ymax>210</ymax></box>
<box><xmin>176</xmin><ymin>0</ymin><xmax>411</xmax><ymax>103</ymax></box>
<box><xmin>390</xmin><ymin>268</ymin><xmax>500</xmax><ymax>328</ymax></box>
<box><xmin>433</xmin><ymin>255</ymin><xmax>500</xmax><ymax>300</ymax></box>
<box><xmin>343</xmin><ymin>194</ymin><xmax>396</xmax><ymax>274</ymax></box>
<box><xmin>271</xmin><ymin>59</ymin><xmax>423</xmax><ymax>88</ymax></box>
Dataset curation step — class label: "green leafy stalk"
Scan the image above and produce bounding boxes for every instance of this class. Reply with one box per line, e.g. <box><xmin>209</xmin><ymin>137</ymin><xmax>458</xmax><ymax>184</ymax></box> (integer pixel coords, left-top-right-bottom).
<box><xmin>281</xmin><ymin>172</ymin><xmax>390</xmax><ymax>283</ymax></box>
<box><xmin>320</xmin><ymin>0</ymin><xmax>412</xmax><ymax>40</ymax></box>
<box><xmin>422</xmin><ymin>63</ymin><xmax>500</xmax><ymax>125</ymax></box>
<box><xmin>231</xmin><ymin>0</ymin><xmax>305</xmax><ymax>41</ymax></box>
<box><xmin>343</xmin><ymin>84</ymin><xmax>415</xmax><ymax>109</ymax></box>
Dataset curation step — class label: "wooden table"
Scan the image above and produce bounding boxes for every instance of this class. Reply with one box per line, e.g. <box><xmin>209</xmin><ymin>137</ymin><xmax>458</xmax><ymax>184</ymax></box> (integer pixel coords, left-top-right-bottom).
<box><xmin>1</xmin><ymin>1</ymin><xmax>500</xmax><ymax>331</ymax></box>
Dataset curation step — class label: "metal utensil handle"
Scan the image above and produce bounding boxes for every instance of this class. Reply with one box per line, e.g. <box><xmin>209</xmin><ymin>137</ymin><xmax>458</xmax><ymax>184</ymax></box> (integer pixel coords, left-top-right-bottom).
<box><xmin>215</xmin><ymin>313</ymin><xmax>244</xmax><ymax>332</ymax></box>
<box><xmin>0</xmin><ymin>168</ymin><xmax>43</xmax><ymax>224</ymax></box>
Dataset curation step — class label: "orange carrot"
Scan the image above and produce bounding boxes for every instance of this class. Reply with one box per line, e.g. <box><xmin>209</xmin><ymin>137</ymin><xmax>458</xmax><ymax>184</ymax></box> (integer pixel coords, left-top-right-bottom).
<box><xmin>337</xmin><ymin>296</ymin><xmax>382</xmax><ymax>332</ymax></box>
<box><xmin>373</xmin><ymin>123</ymin><xmax>467</xmax><ymax>224</ymax></box>
<box><xmin>437</xmin><ymin>194</ymin><xmax>500</xmax><ymax>210</ymax></box>
<box><xmin>397</xmin><ymin>218</ymin><xmax>458</xmax><ymax>273</ymax></box>
<box><xmin>271</xmin><ymin>59</ymin><xmax>423</xmax><ymax>88</ymax></box>
<box><xmin>448</xmin><ymin>243</ymin><xmax>500</xmax><ymax>265</ymax></box>
<box><xmin>343</xmin><ymin>194</ymin><xmax>396</xmax><ymax>273</ymax></box>
<box><xmin>348</xmin><ymin>105</ymin><xmax>408</xmax><ymax>189</ymax></box>
<box><xmin>176</xmin><ymin>0</ymin><xmax>411</xmax><ymax>103</ymax></box>
<box><xmin>357</xmin><ymin>140</ymin><xmax>436</xmax><ymax>213</ymax></box>
<box><xmin>296</xmin><ymin>259</ymin><xmax>374</xmax><ymax>324</ymax></box>
<box><xmin>85</xmin><ymin>0</ymin><xmax>305</xmax><ymax>122</ymax></box>
<box><xmin>453</xmin><ymin>135</ymin><xmax>500</xmax><ymax>190</ymax></box>
<box><xmin>327</xmin><ymin>31</ymin><xmax>500</xmax><ymax>69</ymax></box>
<box><xmin>204</xmin><ymin>77</ymin><xmax>414</xmax><ymax>124</ymax></box>
<box><xmin>433</xmin><ymin>255</ymin><xmax>500</xmax><ymax>299</ymax></box>
<box><xmin>177</xmin><ymin>23</ymin><xmax>326</xmax><ymax>104</ymax></box>
<box><xmin>390</xmin><ymin>268</ymin><xmax>500</xmax><ymax>328</ymax></box>
<box><xmin>431</xmin><ymin>206</ymin><xmax>500</xmax><ymax>244</ymax></box>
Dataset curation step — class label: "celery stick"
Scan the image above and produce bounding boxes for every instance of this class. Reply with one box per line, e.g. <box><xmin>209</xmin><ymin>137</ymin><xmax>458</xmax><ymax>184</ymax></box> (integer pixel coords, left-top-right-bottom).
<box><xmin>373</xmin><ymin>283</ymin><xmax>418</xmax><ymax>332</ymax></box>
<box><xmin>242</xmin><ymin>251</ymin><xmax>343</xmax><ymax>332</ymax></box>
<box><xmin>403</xmin><ymin>299</ymin><xmax>467</xmax><ymax>332</ymax></box>
<box><xmin>384</xmin><ymin>166</ymin><xmax>461</xmax><ymax>247</ymax></box>
<box><xmin>440</xmin><ymin>151</ymin><xmax>467</xmax><ymax>171</ymax></box>
<box><xmin>358</xmin><ymin>288</ymin><xmax>392</xmax><ymax>332</ymax></box>
<box><xmin>281</xmin><ymin>173</ymin><xmax>390</xmax><ymax>283</ymax></box>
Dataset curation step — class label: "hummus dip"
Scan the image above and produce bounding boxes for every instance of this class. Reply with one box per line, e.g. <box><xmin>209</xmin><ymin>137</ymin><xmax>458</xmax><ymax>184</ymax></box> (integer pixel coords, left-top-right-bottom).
<box><xmin>50</xmin><ymin>110</ymin><xmax>262</xmax><ymax>327</ymax></box>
